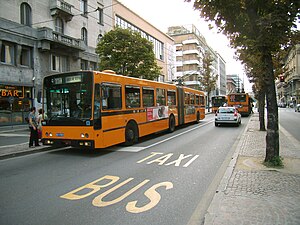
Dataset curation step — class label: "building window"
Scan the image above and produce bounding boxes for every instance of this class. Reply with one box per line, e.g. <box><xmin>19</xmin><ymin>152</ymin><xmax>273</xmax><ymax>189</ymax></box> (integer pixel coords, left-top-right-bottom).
<box><xmin>51</xmin><ymin>55</ymin><xmax>60</xmax><ymax>71</ymax></box>
<box><xmin>1</xmin><ymin>42</ymin><xmax>15</xmax><ymax>65</ymax></box>
<box><xmin>20</xmin><ymin>46</ymin><xmax>32</xmax><ymax>67</ymax></box>
<box><xmin>98</xmin><ymin>7</ymin><xmax>104</xmax><ymax>25</ymax></box>
<box><xmin>80</xmin><ymin>0</ymin><xmax>88</xmax><ymax>15</ymax></box>
<box><xmin>115</xmin><ymin>15</ymin><xmax>164</xmax><ymax>61</ymax></box>
<box><xmin>81</xmin><ymin>27</ymin><xmax>88</xmax><ymax>45</ymax></box>
<box><xmin>20</xmin><ymin>3</ymin><xmax>32</xmax><ymax>26</ymax></box>
<box><xmin>55</xmin><ymin>17</ymin><xmax>64</xmax><ymax>33</ymax></box>
<box><xmin>51</xmin><ymin>55</ymin><xmax>69</xmax><ymax>72</ymax></box>
<box><xmin>81</xmin><ymin>59</ymin><xmax>88</xmax><ymax>70</ymax></box>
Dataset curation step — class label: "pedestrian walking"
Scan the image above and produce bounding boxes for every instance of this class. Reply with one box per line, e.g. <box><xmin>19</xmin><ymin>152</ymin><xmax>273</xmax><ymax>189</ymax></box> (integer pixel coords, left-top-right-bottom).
<box><xmin>28</xmin><ymin>107</ymin><xmax>40</xmax><ymax>147</ymax></box>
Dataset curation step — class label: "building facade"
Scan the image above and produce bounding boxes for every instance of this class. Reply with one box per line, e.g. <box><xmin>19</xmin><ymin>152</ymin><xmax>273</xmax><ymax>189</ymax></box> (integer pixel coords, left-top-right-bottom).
<box><xmin>226</xmin><ymin>74</ymin><xmax>244</xmax><ymax>94</ymax></box>
<box><xmin>0</xmin><ymin>0</ymin><xmax>174</xmax><ymax>126</ymax></box>
<box><xmin>112</xmin><ymin>0</ymin><xmax>174</xmax><ymax>82</ymax></box>
<box><xmin>0</xmin><ymin>0</ymin><xmax>112</xmax><ymax>125</ymax></box>
<box><xmin>167</xmin><ymin>24</ymin><xmax>226</xmax><ymax>97</ymax></box>
<box><xmin>277</xmin><ymin>44</ymin><xmax>300</xmax><ymax>106</ymax></box>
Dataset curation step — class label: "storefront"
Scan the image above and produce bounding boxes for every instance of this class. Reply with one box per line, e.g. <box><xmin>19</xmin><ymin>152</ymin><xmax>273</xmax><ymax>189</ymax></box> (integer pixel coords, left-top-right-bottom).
<box><xmin>0</xmin><ymin>84</ymin><xmax>33</xmax><ymax>126</ymax></box>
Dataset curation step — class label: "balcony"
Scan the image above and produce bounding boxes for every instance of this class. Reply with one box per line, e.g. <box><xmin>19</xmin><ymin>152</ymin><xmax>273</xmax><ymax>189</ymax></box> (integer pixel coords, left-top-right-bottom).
<box><xmin>50</xmin><ymin>0</ymin><xmax>74</xmax><ymax>22</ymax></box>
<box><xmin>182</xmin><ymin>39</ymin><xmax>200</xmax><ymax>45</ymax></box>
<box><xmin>183</xmin><ymin>59</ymin><xmax>200</xmax><ymax>65</ymax></box>
<box><xmin>37</xmin><ymin>27</ymin><xmax>85</xmax><ymax>53</ymax></box>
<box><xmin>183</xmin><ymin>70</ymin><xmax>200</xmax><ymax>76</ymax></box>
<box><xmin>183</xmin><ymin>49</ymin><xmax>200</xmax><ymax>55</ymax></box>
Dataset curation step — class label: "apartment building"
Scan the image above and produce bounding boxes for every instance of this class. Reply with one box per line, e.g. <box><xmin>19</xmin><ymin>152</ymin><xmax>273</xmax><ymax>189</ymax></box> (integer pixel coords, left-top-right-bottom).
<box><xmin>226</xmin><ymin>74</ymin><xmax>244</xmax><ymax>94</ymax></box>
<box><xmin>167</xmin><ymin>24</ymin><xmax>226</xmax><ymax>96</ymax></box>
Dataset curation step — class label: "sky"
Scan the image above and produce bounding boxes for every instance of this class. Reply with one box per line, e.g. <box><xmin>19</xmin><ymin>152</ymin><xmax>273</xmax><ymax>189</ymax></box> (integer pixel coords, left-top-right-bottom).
<box><xmin>119</xmin><ymin>0</ymin><xmax>252</xmax><ymax>92</ymax></box>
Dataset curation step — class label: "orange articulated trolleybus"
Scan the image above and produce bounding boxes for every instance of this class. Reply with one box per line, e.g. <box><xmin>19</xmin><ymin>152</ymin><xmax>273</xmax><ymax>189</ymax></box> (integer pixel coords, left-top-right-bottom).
<box><xmin>41</xmin><ymin>70</ymin><xmax>205</xmax><ymax>149</ymax></box>
<box><xmin>227</xmin><ymin>93</ymin><xmax>252</xmax><ymax>116</ymax></box>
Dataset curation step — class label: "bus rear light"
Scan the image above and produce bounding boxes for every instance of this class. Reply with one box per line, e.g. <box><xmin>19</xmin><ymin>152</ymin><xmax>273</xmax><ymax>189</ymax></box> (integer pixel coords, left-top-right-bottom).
<box><xmin>49</xmin><ymin>132</ymin><xmax>53</xmax><ymax>137</ymax></box>
<box><xmin>45</xmin><ymin>132</ymin><xmax>49</xmax><ymax>137</ymax></box>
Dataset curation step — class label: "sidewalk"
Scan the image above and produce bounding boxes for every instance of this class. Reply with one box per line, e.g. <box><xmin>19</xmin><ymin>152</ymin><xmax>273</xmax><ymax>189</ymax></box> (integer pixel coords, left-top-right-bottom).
<box><xmin>204</xmin><ymin>112</ymin><xmax>300</xmax><ymax>225</ymax></box>
<box><xmin>0</xmin><ymin>125</ymin><xmax>52</xmax><ymax>159</ymax></box>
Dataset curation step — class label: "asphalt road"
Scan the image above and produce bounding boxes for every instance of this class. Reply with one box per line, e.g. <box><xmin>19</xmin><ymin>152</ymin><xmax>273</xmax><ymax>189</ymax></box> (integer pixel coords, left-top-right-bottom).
<box><xmin>278</xmin><ymin>107</ymin><xmax>300</xmax><ymax>142</ymax></box>
<box><xmin>0</xmin><ymin>114</ymin><xmax>250</xmax><ymax>225</ymax></box>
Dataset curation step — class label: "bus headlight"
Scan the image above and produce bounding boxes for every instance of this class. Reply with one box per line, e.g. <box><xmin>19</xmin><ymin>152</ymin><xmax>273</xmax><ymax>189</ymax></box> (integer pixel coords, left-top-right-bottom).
<box><xmin>81</xmin><ymin>133</ymin><xmax>89</xmax><ymax>138</ymax></box>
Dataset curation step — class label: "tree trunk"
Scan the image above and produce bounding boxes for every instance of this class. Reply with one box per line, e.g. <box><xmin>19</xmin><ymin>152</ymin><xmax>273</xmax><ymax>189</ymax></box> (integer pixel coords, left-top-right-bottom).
<box><xmin>263</xmin><ymin>53</ymin><xmax>279</xmax><ymax>162</ymax></box>
<box><xmin>207</xmin><ymin>93</ymin><xmax>210</xmax><ymax>112</ymax></box>
<box><xmin>258</xmin><ymin>87</ymin><xmax>266</xmax><ymax>131</ymax></box>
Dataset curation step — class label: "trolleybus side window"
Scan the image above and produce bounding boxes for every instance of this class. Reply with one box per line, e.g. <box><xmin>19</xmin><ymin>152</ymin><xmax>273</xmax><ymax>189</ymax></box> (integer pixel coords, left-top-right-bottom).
<box><xmin>142</xmin><ymin>87</ymin><xmax>154</xmax><ymax>107</ymax></box>
<box><xmin>101</xmin><ymin>83</ymin><xmax>122</xmax><ymax>110</ymax></box>
<box><xmin>185</xmin><ymin>93</ymin><xmax>190</xmax><ymax>105</ymax></box>
<box><xmin>156</xmin><ymin>88</ymin><xmax>166</xmax><ymax>106</ymax></box>
<box><xmin>195</xmin><ymin>95</ymin><xmax>200</xmax><ymax>105</ymax></box>
<box><xmin>200</xmin><ymin>96</ymin><xmax>205</xmax><ymax>105</ymax></box>
<box><xmin>167</xmin><ymin>90</ymin><xmax>176</xmax><ymax>106</ymax></box>
<box><xmin>125</xmin><ymin>86</ymin><xmax>140</xmax><ymax>108</ymax></box>
<box><xmin>191</xmin><ymin>94</ymin><xmax>195</xmax><ymax>105</ymax></box>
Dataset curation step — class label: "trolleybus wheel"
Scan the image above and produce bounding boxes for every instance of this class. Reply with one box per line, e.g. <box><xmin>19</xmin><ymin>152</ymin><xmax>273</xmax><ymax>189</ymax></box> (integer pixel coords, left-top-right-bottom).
<box><xmin>168</xmin><ymin>115</ymin><xmax>175</xmax><ymax>133</ymax></box>
<box><xmin>196</xmin><ymin>112</ymin><xmax>200</xmax><ymax>123</ymax></box>
<box><xmin>124</xmin><ymin>122</ymin><xmax>138</xmax><ymax>146</ymax></box>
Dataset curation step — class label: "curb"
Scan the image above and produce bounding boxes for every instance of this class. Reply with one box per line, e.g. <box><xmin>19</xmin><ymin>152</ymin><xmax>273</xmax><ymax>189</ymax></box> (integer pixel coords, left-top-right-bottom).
<box><xmin>0</xmin><ymin>143</ymin><xmax>58</xmax><ymax>160</ymax></box>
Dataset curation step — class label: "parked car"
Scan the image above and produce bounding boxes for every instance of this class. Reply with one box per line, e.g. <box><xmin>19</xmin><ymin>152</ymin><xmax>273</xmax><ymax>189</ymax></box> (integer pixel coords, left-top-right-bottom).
<box><xmin>295</xmin><ymin>104</ymin><xmax>300</xmax><ymax>112</ymax></box>
<box><xmin>215</xmin><ymin>106</ymin><xmax>242</xmax><ymax>127</ymax></box>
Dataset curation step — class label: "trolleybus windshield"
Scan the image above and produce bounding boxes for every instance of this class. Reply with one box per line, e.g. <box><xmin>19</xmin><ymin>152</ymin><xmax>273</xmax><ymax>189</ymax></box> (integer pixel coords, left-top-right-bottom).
<box><xmin>43</xmin><ymin>72</ymin><xmax>93</xmax><ymax>125</ymax></box>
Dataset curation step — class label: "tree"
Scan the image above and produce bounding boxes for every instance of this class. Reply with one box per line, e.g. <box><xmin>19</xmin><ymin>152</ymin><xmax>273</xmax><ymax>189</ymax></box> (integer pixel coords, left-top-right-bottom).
<box><xmin>199</xmin><ymin>52</ymin><xmax>218</xmax><ymax>112</ymax></box>
<box><xmin>96</xmin><ymin>27</ymin><xmax>161</xmax><ymax>80</ymax></box>
<box><xmin>239</xmin><ymin>48</ymin><xmax>266</xmax><ymax>131</ymax></box>
<box><xmin>188</xmin><ymin>0</ymin><xmax>299</xmax><ymax>164</ymax></box>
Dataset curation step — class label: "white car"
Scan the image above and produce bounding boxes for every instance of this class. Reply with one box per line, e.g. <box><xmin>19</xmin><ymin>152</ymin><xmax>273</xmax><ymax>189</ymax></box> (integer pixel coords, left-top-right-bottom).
<box><xmin>296</xmin><ymin>104</ymin><xmax>300</xmax><ymax>112</ymax></box>
<box><xmin>215</xmin><ymin>107</ymin><xmax>242</xmax><ymax>127</ymax></box>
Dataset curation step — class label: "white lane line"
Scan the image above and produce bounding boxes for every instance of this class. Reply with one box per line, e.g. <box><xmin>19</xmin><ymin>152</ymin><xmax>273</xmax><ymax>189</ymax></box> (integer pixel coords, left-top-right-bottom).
<box><xmin>117</xmin><ymin>147</ymin><xmax>146</xmax><ymax>152</ymax></box>
<box><xmin>117</xmin><ymin>119</ymin><xmax>214</xmax><ymax>152</ymax></box>
<box><xmin>143</xmin><ymin>119</ymin><xmax>214</xmax><ymax>150</ymax></box>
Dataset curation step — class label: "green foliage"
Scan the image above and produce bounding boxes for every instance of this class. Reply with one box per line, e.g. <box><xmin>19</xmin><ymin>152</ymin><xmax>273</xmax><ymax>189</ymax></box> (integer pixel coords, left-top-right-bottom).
<box><xmin>263</xmin><ymin>156</ymin><xmax>284</xmax><ymax>168</ymax></box>
<box><xmin>199</xmin><ymin>52</ymin><xmax>218</xmax><ymax>93</ymax></box>
<box><xmin>187</xmin><ymin>0</ymin><xmax>299</xmax><ymax>159</ymax></box>
<box><xmin>198</xmin><ymin>52</ymin><xmax>218</xmax><ymax>111</ymax></box>
<box><xmin>96</xmin><ymin>27</ymin><xmax>162</xmax><ymax>80</ymax></box>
